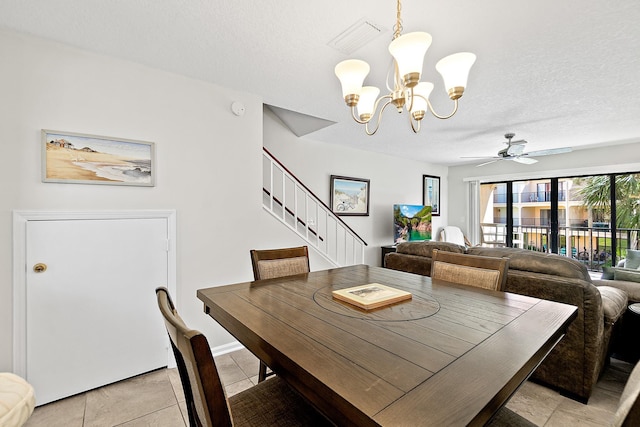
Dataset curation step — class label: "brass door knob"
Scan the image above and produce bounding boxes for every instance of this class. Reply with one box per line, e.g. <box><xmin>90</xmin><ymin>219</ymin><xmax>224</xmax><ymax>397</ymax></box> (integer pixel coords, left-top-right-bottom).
<box><xmin>33</xmin><ymin>263</ymin><xmax>47</xmax><ymax>273</ymax></box>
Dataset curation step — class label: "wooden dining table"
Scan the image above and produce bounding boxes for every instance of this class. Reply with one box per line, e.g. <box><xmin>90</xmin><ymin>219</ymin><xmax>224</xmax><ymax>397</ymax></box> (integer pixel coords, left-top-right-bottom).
<box><xmin>197</xmin><ymin>264</ymin><xmax>577</xmax><ymax>426</ymax></box>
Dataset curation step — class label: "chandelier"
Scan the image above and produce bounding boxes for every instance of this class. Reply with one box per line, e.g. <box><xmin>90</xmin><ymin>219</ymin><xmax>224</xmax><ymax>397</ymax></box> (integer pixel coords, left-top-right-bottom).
<box><xmin>334</xmin><ymin>0</ymin><xmax>476</xmax><ymax>135</ymax></box>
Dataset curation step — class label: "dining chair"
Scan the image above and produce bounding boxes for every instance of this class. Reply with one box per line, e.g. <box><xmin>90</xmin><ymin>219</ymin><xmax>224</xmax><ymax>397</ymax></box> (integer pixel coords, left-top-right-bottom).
<box><xmin>155</xmin><ymin>287</ymin><xmax>331</xmax><ymax>427</ymax></box>
<box><xmin>431</xmin><ymin>249</ymin><xmax>509</xmax><ymax>291</ymax></box>
<box><xmin>250</xmin><ymin>245</ymin><xmax>309</xmax><ymax>381</ymax></box>
<box><xmin>613</xmin><ymin>360</ymin><xmax>640</xmax><ymax>426</ymax></box>
<box><xmin>250</xmin><ymin>246</ymin><xmax>310</xmax><ymax>281</ymax></box>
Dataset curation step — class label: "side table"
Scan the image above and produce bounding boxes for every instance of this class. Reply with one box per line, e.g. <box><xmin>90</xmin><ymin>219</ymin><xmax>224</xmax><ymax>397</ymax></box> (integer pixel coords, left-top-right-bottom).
<box><xmin>613</xmin><ymin>303</ymin><xmax>640</xmax><ymax>363</ymax></box>
<box><xmin>381</xmin><ymin>245</ymin><xmax>397</xmax><ymax>267</ymax></box>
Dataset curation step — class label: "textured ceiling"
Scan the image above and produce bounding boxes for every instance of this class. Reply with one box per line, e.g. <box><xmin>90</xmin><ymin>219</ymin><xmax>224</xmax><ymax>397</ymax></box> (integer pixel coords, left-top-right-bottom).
<box><xmin>1</xmin><ymin>0</ymin><xmax>639</xmax><ymax>166</ymax></box>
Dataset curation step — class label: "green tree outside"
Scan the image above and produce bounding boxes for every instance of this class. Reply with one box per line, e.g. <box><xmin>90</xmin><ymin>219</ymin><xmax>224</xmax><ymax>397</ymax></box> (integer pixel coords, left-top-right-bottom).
<box><xmin>577</xmin><ymin>174</ymin><xmax>640</xmax><ymax>251</ymax></box>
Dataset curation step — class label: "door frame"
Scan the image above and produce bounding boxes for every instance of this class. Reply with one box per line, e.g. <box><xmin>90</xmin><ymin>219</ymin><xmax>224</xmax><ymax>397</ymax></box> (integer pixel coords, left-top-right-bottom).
<box><xmin>12</xmin><ymin>210</ymin><xmax>177</xmax><ymax>376</ymax></box>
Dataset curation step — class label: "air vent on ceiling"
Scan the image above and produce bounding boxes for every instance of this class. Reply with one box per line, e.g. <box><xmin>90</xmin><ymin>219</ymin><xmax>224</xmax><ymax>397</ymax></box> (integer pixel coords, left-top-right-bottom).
<box><xmin>328</xmin><ymin>18</ymin><xmax>385</xmax><ymax>55</ymax></box>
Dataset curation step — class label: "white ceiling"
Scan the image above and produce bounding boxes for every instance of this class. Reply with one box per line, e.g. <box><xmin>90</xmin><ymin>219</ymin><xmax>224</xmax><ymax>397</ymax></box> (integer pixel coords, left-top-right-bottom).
<box><xmin>1</xmin><ymin>0</ymin><xmax>639</xmax><ymax>166</ymax></box>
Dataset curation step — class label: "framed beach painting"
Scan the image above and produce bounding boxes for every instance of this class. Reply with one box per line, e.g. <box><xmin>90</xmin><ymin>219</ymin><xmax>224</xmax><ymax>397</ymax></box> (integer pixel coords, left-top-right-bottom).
<box><xmin>330</xmin><ymin>175</ymin><xmax>370</xmax><ymax>216</ymax></box>
<box><xmin>42</xmin><ymin>130</ymin><xmax>155</xmax><ymax>186</ymax></box>
<box><xmin>423</xmin><ymin>174</ymin><xmax>440</xmax><ymax>216</ymax></box>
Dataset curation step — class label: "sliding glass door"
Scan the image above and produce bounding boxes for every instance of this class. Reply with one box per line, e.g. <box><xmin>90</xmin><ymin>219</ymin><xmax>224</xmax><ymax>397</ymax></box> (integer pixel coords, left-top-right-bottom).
<box><xmin>478</xmin><ymin>172</ymin><xmax>640</xmax><ymax>271</ymax></box>
<box><xmin>561</xmin><ymin>175</ymin><xmax>611</xmax><ymax>270</ymax></box>
<box><xmin>614</xmin><ymin>174</ymin><xmax>640</xmax><ymax>261</ymax></box>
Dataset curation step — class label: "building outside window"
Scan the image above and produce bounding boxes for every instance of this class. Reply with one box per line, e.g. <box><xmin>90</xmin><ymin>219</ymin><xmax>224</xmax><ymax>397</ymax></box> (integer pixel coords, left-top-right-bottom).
<box><xmin>479</xmin><ymin>173</ymin><xmax>640</xmax><ymax>271</ymax></box>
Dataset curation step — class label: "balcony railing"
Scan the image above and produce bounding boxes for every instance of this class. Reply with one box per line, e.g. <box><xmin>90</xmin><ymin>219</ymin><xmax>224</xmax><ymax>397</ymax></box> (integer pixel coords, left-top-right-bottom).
<box><xmin>480</xmin><ymin>222</ymin><xmax>639</xmax><ymax>272</ymax></box>
<box><xmin>493</xmin><ymin>190</ymin><xmax>570</xmax><ymax>204</ymax></box>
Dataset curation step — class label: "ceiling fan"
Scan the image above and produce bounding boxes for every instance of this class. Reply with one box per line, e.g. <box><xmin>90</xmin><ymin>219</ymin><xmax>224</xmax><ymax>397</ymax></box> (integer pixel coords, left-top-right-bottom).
<box><xmin>464</xmin><ymin>133</ymin><xmax>573</xmax><ymax>167</ymax></box>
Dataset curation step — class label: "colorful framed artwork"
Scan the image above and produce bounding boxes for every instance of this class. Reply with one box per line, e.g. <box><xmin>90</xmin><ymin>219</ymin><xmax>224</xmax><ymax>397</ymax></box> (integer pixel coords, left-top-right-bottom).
<box><xmin>330</xmin><ymin>175</ymin><xmax>370</xmax><ymax>216</ymax></box>
<box><xmin>423</xmin><ymin>174</ymin><xmax>440</xmax><ymax>216</ymax></box>
<box><xmin>42</xmin><ymin>129</ymin><xmax>155</xmax><ymax>186</ymax></box>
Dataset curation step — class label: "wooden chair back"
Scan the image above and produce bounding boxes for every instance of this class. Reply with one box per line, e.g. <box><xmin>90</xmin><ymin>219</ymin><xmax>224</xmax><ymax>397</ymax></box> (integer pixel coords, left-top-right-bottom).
<box><xmin>614</xmin><ymin>361</ymin><xmax>640</xmax><ymax>426</ymax></box>
<box><xmin>431</xmin><ymin>249</ymin><xmax>509</xmax><ymax>291</ymax></box>
<box><xmin>156</xmin><ymin>287</ymin><xmax>232</xmax><ymax>427</ymax></box>
<box><xmin>250</xmin><ymin>246</ymin><xmax>310</xmax><ymax>280</ymax></box>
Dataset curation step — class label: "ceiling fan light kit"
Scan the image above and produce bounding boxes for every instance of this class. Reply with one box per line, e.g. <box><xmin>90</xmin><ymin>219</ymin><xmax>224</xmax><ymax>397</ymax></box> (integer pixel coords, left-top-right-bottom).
<box><xmin>334</xmin><ymin>0</ymin><xmax>476</xmax><ymax>135</ymax></box>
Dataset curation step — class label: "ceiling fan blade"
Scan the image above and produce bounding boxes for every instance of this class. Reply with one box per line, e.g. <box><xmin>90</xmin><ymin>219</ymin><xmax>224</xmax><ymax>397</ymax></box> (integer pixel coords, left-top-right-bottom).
<box><xmin>460</xmin><ymin>156</ymin><xmax>499</xmax><ymax>159</ymax></box>
<box><xmin>524</xmin><ymin>147</ymin><xmax>572</xmax><ymax>157</ymax></box>
<box><xmin>506</xmin><ymin>144</ymin><xmax>526</xmax><ymax>156</ymax></box>
<box><xmin>476</xmin><ymin>159</ymin><xmax>501</xmax><ymax>167</ymax></box>
<box><xmin>513</xmin><ymin>156</ymin><xmax>538</xmax><ymax>165</ymax></box>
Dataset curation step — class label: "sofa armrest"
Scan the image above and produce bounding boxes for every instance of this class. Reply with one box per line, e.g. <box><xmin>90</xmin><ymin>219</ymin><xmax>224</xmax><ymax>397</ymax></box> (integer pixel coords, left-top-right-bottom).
<box><xmin>594</xmin><ymin>278</ymin><xmax>640</xmax><ymax>303</ymax></box>
<box><xmin>612</xmin><ymin>267</ymin><xmax>640</xmax><ymax>282</ymax></box>
<box><xmin>504</xmin><ymin>271</ymin><xmax>604</xmax><ymax>399</ymax></box>
<box><xmin>597</xmin><ymin>286</ymin><xmax>628</xmax><ymax>325</ymax></box>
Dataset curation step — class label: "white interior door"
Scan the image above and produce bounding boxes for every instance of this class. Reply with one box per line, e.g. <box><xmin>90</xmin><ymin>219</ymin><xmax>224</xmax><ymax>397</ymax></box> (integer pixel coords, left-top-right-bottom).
<box><xmin>25</xmin><ymin>217</ymin><xmax>170</xmax><ymax>405</ymax></box>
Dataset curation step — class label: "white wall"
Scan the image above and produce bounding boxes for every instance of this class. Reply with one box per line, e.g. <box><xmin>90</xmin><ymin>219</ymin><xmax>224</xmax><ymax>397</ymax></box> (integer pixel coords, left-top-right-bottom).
<box><xmin>0</xmin><ymin>29</ymin><xmax>447</xmax><ymax>371</ymax></box>
<box><xmin>447</xmin><ymin>142</ymin><xmax>640</xmax><ymax>239</ymax></box>
<box><xmin>0</xmin><ymin>29</ymin><xmax>270</xmax><ymax>370</ymax></box>
<box><xmin>263</xmin><ymin>108</ymin><xmax>448</xmax><ymax>266</ymax></box>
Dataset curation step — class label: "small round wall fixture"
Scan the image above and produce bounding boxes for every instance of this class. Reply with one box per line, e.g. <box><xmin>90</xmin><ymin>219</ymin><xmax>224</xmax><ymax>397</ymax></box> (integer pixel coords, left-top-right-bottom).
<box><xmin>231</xmin><ymin>101</ymin><xmax>246</xmax><ymax>116</ymax></box>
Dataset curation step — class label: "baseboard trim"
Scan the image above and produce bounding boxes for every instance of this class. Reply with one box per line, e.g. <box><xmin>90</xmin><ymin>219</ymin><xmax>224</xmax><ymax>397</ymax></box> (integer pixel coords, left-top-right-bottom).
<box><xmin>211</xmin><ymin>341</ymin><xmax>245</xmax><ymax>357</ymax></box>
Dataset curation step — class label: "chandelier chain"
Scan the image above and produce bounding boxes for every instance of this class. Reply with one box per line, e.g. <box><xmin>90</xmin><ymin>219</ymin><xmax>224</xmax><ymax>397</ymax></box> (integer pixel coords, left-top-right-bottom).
<box><xmin>393</xmin><ymin>0</ymin><xmax>403</xmax><ymax>40</ymax></box>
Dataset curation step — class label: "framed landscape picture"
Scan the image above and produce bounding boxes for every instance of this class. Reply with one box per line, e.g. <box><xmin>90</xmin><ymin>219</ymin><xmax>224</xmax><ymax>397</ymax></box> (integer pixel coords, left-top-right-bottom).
<box><xmin>42</xmin><ymin>129</ymin><xmax>155</xmax><ymax>186</ymax></box>
<box><xmin>330</xmin><ymin>175</ymin><xmax>370</xmax><ymax>216</ymax></box>
<box><xmin>423</xmin><ymin>175</ymin><xmax>440</xmax><ymax>216</ymax></box>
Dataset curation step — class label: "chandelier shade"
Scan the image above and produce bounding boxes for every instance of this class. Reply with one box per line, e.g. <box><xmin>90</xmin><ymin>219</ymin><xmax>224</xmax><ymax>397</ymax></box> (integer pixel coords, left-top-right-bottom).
<box><xmin>410</xmin><ymin>82</ymin><xmax>434</xmax><ymax>116</ymax></box>
<box><xmin>334</xmin><ymin>0</ymin><xmax>476</xmax><ymax>135</ymax></box>
<box><xmin>388</xmin><ymin>32</ymin><xmax>432</xmax><ymax>87</ymax></box>
<box><xmin>357</xmin><ymin>86</ymin><xmax>381</xmax><ymax>119</ymax></box>
<box><xmin>334</xmin><ymin>59</ymin><xmax>370</xmax><ymax>101</ymax></box>
<box><xmin>435</xmin><ymin>52</ymin><xmax>477</xmax><ymax>100</ymax></box>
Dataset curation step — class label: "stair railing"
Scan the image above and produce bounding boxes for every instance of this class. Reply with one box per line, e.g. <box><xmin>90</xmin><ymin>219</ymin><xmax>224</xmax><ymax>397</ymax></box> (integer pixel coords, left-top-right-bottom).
<box><xmin>262</xmin><ymin>148</ymin><xmax>367</xmax><ymax>266</ymax></box>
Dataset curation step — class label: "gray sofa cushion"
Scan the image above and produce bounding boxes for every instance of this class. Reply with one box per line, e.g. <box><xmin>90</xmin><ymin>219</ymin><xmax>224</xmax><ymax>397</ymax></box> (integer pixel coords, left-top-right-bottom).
<box><xmin>614</xmin><ymin>267</ymin><xmax>640</xmax><ymax>283</ymax></box>
<box><xmin>601</xmin><ymin>266</ymin><xmax>615</xmax><ymax>280</ymax></box>
<box><xmin>598</xmin><ymin>286</ymin><xmax>628</xmax><ymax>325</ymax></box>
<box><xmin>467</xmin><ymin>247</ymin><xmax>591</xmax><ymax>281</ymax></box>
<box><xmin>396</xmin><ymin>241</ymin><xmax>465</xmax><ymax>258</ymax></box>
<box><xmin>625</xmin><ymin>249</ymin><xmax>640</xmax><ymax>269</ymax></box>
<box><xmin>594</xmin><ymin>278</ymin><xmax>640</xmax><ymax>303</ymax></box>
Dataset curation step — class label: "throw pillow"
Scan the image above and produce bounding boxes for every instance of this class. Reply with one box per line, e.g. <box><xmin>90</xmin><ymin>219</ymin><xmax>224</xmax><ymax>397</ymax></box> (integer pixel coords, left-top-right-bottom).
<box><xmin>601</xmin><ymin>266</ymin><xmax>615</xmax><ymax>280</ymax></box>
<box><xmin>613</xmin><ymin>267</ymin><xmax>640</xmax><ymax>283</ymax></box>
<box><xmin>625</xmin><ymin>249</ymin><xmax>640</xmax><ymax>269</ymax></box>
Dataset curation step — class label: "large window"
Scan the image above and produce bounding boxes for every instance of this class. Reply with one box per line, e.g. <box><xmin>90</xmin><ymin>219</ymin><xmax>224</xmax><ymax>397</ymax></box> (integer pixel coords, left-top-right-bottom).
<box><xmin>480</xmin><ymin>173</ymin><xmax>640</xmax><ymax>271</ymax></box>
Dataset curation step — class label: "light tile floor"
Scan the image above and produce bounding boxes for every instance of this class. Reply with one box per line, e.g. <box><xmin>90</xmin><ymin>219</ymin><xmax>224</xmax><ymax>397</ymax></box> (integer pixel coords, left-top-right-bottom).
<box><xmin>24</xmin><ymin>349</ymin><xmax>633</xmax><ymax>426</ymax></box>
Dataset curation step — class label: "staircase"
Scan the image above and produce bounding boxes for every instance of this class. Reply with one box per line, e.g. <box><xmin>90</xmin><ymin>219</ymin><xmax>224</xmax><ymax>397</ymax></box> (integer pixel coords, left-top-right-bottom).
<box><xmin>262</xmin><ymin>148</ymin><xmax>367</xmax><ymax>266</ymax></box>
